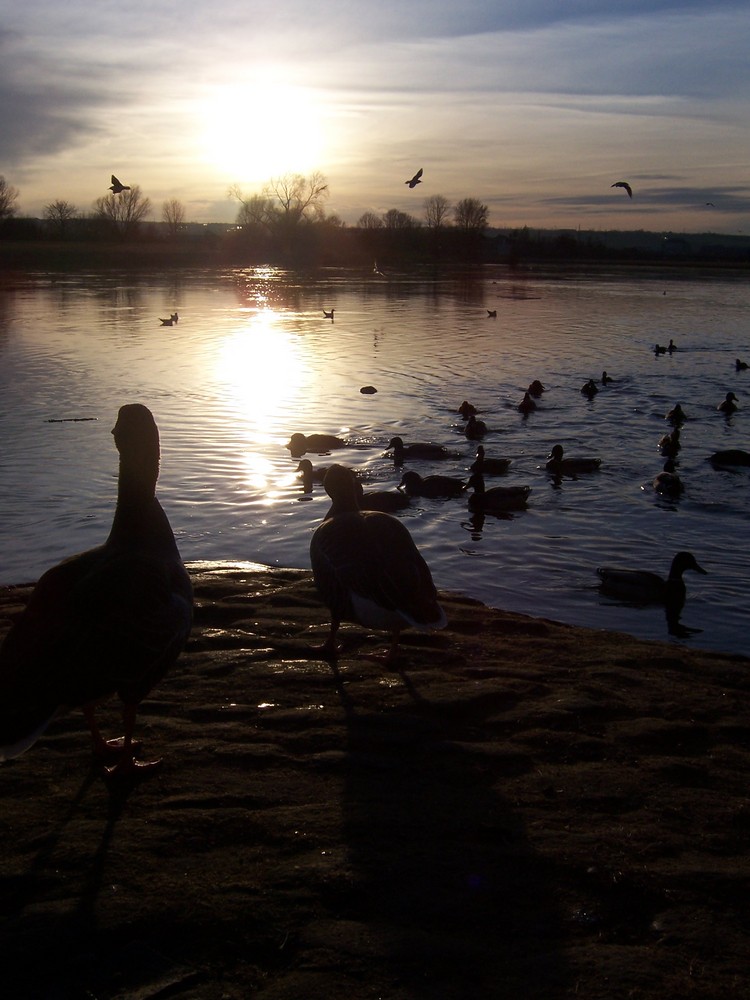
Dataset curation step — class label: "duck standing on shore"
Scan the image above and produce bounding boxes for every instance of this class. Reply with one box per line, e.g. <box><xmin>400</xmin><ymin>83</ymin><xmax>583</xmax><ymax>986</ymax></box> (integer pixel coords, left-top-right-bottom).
<box><xmin>310</xmin><ymin>465</ymin><xmax>446</xmax><ymax>664</ymax></box>
<box><xmin>0</xmin><ymin>404</ymin><xmax>193</xmax><ymax>777</ymax></box>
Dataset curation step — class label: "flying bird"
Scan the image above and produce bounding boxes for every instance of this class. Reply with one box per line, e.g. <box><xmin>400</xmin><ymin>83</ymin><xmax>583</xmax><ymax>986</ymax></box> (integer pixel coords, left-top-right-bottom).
<box><xmin>405</xmin><ymin>168</ymin><xmax>423</xmax><ymax>189</ymax></box>
<box><xmin>109</xmin><ymin>174</ymin><xmax>131</xmax><ymax>195</ymax></box>
<box><xmin>611</xmin><ymin>181</ymin><xmax>633</xmax><ymax>198</ymax></box>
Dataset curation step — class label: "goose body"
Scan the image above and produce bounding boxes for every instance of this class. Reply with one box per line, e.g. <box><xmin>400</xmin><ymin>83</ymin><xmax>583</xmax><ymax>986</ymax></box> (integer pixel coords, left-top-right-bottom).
<box><xmin>596</xmin><ymin>551</ymin><xmax>706</xmax><ymax>607</ymax></box>
<box><xmin>545</xmin><ymin>444</ymin><xmax>601</xmax><ymax>476</ymax></box>
<box><xmin>470</xmin><ymin>445</ymin><xmax>511</xmax><ymax>476</ymax></box>
<box><xmin>398</xmin><ymin>470</ymin><xmax>466</xmax><ymax>499</ymax></box>
<box><xmin>0</xmin><ymin>404</ymin><xmax>193</xmax><ymax>775</ymax></box>
<box><xmin>387</xmin><ymin>436</ymin><xmax>459</xmax><ymax>463</ymax></box>
<box><xmin>310</xmin><ymin>465</ymin><xmax>446</xmax><ymax>662</ymax></box>
<box><xmin>287</xmin><ymin>432</ymin><xmax>347</xmax><ymax>457</ymax></box>
<box><xmin>466</xmin><ymin>472</ymin><xmax>530</xmax><ymax>512</ymax></box>
<box><xmin>709</xmin><ymin>449</ymin><xmax>750</xmax><ymax>468</ymax></box>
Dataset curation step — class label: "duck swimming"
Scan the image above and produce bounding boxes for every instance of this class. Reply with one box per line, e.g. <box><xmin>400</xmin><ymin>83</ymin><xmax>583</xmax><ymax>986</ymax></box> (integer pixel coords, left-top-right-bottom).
<box><xmin>596</xmin><ymin>551</ymin><xmax>707</xmax><ymax>608</ymax></box>
<box><xmin>398</xmin><ymin>470</ymin><xmax>466</xmax><ymax>499</ymax></box>
<box><xmin>518</xmin><ymin>392</ymin><xmax>536</xmax><ymax>414</ymax></box>
<box><xmin>297</xmin><ymin>459</ymin><xmax>329</xmax><ymax>493</ymax></box>
<box><xmin>528</xmin><ymin>380</ymin><xmax>545</xmax><ymax>397</ymax></box>
<box><xmin>464</xmin><ymin>414</ymin><xmax>487</xmax><ymax>440</ymax></box>
<box><xmin>287</xmin><ymin>432</ymin><xmax>347</xmax><ymax>457</ymax></box>
<box><xmin>708</xmin><ymin>449</ymin><xmax>750</xmax><ymax>468</ymax></box>
<box><xmin>581</xmin><ymin>379</ymin><xmax>598</xmax><ymax>399</ymax></box>
<box><xmin>310</xmin><ymin>464</ymin><xmax>446</xmax><ymax>664</ymax></box>
<box><xmin>601</xmin><ymin>371</ymin><xmax>614</xmax><ymax>385</ymax></box>
<box><xmin>736</xmin><ymin>359</ymin><xmax>748</xmax><ymax>371</ymax></box>
<box><xmin>718</xmin><ymin>392</ymin><xmax>738</xmax><ymax>415</ymax></box>
<box><xmin>465</xmin><ymin>472</ymin><xmax>530</xmax><ymax>512</ymax></box>
<box><xmin>545</xmin><ymin>444</ymin><xmax>601</xmax><ymax>476</ymax></box>
<box><xmin>457</xmin><ymin>400</ymin><xmax>477</xmax><ymax>419</ymax></box>
<box><xmin>470</xmin><ymin>445</ymin><xmax>511</xmax><ymax>476</ymax></box>
<box><xmin>659</xmin><ymin>428</ymin><xmax>681</xmax><ymax>458</ymax></box>
<box><xmin>651</xmin><ymin>459</ymin><xmax>683</xmax><ymax>498</ymax></box>
<box><xmin>0</xmin><ymin>404</ymin><xmax>193</xmax><ymax>777</ymax></box>
<box><xmin>387</xmin><ymin>436</ymin><xmax>460</xmax><ymax>463</ymax></box>
<box><xmin>665</xmin><ymin>403</ymin><xmax>686</xmax><ymax>425</ymax></box>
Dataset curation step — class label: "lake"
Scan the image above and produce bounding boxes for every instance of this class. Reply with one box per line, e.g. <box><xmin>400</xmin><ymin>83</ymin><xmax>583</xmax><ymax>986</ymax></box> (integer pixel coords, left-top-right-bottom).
<box><xmin>0</xmin><ymin>263</ymin><xmax>747</xmax><ymax>655</ymax></box>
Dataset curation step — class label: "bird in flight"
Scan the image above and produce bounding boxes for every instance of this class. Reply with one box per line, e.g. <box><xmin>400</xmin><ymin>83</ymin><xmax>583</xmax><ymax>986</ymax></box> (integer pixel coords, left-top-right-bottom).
<box><xmin>109</xmin><ymin>174</ymin><xmax>131</xmax><ymax>195</ymax></box>
<box><xmin>405</xmin><ymin>168</ymin><xmax>423</xmax><ymax>189</ymax></box>
<box><xmin>611</xmin><ymin>181</ymin><xmax>632</xmax><ymax>198</ymax></box>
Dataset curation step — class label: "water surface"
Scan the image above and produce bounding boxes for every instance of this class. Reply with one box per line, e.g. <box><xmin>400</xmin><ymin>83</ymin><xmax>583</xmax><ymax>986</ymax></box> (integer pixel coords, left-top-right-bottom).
<box><xmin>1</xmin><ymin>264</ymin><xmax>747</xmax><ymax>655</ymax></box>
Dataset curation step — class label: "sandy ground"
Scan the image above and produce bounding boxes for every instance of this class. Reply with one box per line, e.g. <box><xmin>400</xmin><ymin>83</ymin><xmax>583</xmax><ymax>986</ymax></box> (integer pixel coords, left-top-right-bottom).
<box><xmin>0</xmin><ymin>562</ymin><xmax>748</xmax><ymax>999</ymax></box>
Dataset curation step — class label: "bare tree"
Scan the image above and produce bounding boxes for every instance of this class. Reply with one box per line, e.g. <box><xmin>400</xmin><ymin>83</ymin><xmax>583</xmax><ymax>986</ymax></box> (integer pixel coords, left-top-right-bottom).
<box><xmin>357</xmin><ymin>211</ymin><xmax>383</xmax><ymax>229</ymax></box>
<box><xmin>424</xmin><ymin>194</ymin><xmax>452</xmax><ymax>229</ymax></box>
<box><xmin>162</xmin><ymin>198</ymin><xmax>186</xmax><ymax>238</ymax></box>
<box><xmin>0</xmin><ymin>176</ymin><xmax>20</xmax><ymax>220</ymax></box>
<box><xmin>454</xmin><ymin>197</ymin><xmax>489</xmax><ymax>231</ymax></box>
<box><xmin>93</xmin><ymin>185</ymin><xmax>151</xmax><ymax>238</ymax></box>
<box><xmin>231</xmin><ymin>172</ymin><xmax>329</xmax><ymax>233</ymax></box>
<box><xmin>382</xmin><ymin>208</ymin><xmax>420</xmax><ymax>229</ymax></box>
<box><xmin>43</xmin><ymin>199</ymin><xmax>78</xmax><ymax>237</ymax></box>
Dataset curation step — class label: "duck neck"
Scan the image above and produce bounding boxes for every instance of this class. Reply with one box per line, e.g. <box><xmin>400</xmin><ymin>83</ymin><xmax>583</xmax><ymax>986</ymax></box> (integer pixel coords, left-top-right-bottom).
<box><xmin>108</xmin><ymin>449</ymin><xmax>174</xmax><ymax>548</ymax></box>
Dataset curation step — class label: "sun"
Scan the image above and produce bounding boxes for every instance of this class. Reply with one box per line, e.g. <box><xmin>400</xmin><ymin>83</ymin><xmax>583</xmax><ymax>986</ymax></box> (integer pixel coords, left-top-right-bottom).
<box><xmin>200</xmin><ymin>75</ymin><xmax>325</xmax><ymax>182</ymax></box>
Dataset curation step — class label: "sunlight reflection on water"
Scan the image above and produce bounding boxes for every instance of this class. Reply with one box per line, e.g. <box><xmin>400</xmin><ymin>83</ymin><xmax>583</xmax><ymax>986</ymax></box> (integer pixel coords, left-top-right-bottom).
<box><xmin>1</xmin><ymin>264</ymin><xmax>748</xmax><ymax>656</ymax></box>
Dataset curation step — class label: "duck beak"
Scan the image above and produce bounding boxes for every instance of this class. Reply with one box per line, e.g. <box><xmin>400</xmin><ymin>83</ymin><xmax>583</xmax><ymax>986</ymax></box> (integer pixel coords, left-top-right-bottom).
<box><xmin>695</xmin><ymin>563</ymin><xmax>708</xmax><ymax>575</ymax></box>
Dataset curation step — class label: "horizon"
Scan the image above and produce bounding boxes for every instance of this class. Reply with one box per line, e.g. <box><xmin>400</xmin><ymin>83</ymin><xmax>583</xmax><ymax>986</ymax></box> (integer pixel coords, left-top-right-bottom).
<box><xmin>3</xmin><ymin>2</ymin><xmax>750</xmax><ymax>235</ymax></box>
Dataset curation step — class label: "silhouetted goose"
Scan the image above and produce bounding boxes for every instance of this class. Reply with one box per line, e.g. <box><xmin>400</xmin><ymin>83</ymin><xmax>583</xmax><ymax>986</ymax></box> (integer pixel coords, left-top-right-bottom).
<box><xmin>159</xmin><ymin>317</ymin><xmax>174</xmax><ymax>326</ymax></box>
<box><xmin>665</xmin><ymin>403</ymin><xmax>686</xmax><ymax>425</ymax></box>
<box><xmin>718</xmin><ymin>392</ymin><xmax>738</xmax><ymax>415</ymax></box>
<box><xmin>387</xmin><ymin>436</ymin><xmax>460</xmax><ymax>463</ymax></box>
<box><xmin>457</xmin><ymin>400</ymin><xmax>477</xmax><ymax>419</ymax></box>
<box><xmin>518</xmin><ymin>391</ymin><xmax>536</xmax><ymax>414</ymax></box>
<box><xmin>405</xmin><ymin>167</ymin><xmax>423</xmax><ymax>189</ymax></box>
<box><xmin>310</xmin><ymin>464</ymin><xmax>446</xmax><ymax>663</ymax></box>
<box><xmin>601</xmin><ymin>371</ymin><xmax>614</xmax><ymax>385</ymax></box>
<box><xmin>708</xmin><ymin>449</ymin><xmax>750</xmax><ymax>468</ymax></box>
<box><xmin>464</xmin><ymin>414</ymin><xmax>487</xmax><ymax>440</ymax></box>
<box><xmin>652</xmin><ymin>459</ymin><xmax>683</xmax><ymax>497</ymax></box>
<box><xmin>398</xmin><ymin>470</ymin><xmax>466</xmax><ymax>499</ymax></box>
<box><xmin>323</xmin><ymin>308</ymin><xmax>335</xmax><ymax>320</ymax></box>
<box><xmin>611</xmin><ymin>180</ymin><xmax>632</xmax><ymax>198</ymax></box>
<box><xmin>736</xmin><ymin>358</ymin><xmax>748</xmax><ymax>371</ymax></box>
<box><xmin>0</xmin><ymin>404</ymin><xmax>193</xmax><ymax>776</ymax></box>
<box><xmin>545</xmin><ymin>444</ymin><xmax>601</xmax><ymax>476</ymax></box>
<box><xmin>465</xmin><ymin>472</ymin><xmax>530</xmax><ymax>512</ymax></box>
<box><xmin>487</xmin><ymin>309</ymin><xmax>497</xmax><ymax>318</ymax></box>
<box><xmin>596</xmin><ymin>551</ymin><xmax>707</xmax><ymax>607</ymax></box>
<box><xmin>287</xmin><ymin>432</ymin><xmax>347</xmax><ymax>457</ymax></box>
<box><xmin>470</xmin><ymin>445</ymin><xmax>511</xmax><ymax>475</ymax></box>
<box><xmin>109</xmin><ymin>174</ymin><xmax>131</xmax><ymax>195</ymax></box>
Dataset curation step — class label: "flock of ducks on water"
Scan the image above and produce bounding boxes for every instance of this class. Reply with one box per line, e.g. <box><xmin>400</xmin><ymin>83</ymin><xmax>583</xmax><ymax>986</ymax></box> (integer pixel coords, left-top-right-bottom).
<box><xmin>0</xmin><ymin>335</ymin><xmax>746</xmax><ymax>777</ymax></box>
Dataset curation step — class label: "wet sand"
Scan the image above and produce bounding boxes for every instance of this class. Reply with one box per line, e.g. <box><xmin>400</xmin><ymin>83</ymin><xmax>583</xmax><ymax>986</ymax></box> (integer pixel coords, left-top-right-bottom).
<box><xmin>1</xmin><ymin>562</ymin><xmax>748</xmax><ymax>999</ymax></box>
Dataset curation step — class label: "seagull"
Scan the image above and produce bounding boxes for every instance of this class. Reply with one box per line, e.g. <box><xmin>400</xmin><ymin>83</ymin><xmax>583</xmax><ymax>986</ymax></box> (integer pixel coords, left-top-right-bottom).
<box><xmin>109</xmin><ymin>174</ymin><xmax>131</xmax><ymax>195</ymax></box>
<box><xmin>405</xmin><ymin>168</ymin><xmax>423</xmax><ymax>189</ymax></box>
<box><xmin>611</xmin><ymin>181</ymin><xmax>633</xmax><ymax>198</ymax></box>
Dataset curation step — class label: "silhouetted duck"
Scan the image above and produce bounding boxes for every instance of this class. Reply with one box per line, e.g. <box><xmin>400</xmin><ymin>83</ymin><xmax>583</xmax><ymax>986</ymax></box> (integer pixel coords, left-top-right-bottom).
<box><xmin>464</xmin><ymin>414</ymin><xmax>487</xmax><ymax>440</ymax></box>
<box><xmin>109</xmin><ymin>174</ymin><xmax>130</xmax><ymax>194</ymax></box>
<box><xmin>457</xmin><ymin>400</ymin><xmax>478</xmax><ymax>419</ymax></box>
<box><xmin>387</xmin><ymin>436</ymin><xmax>460</xmax><ymax>463</ymax></box>
<box><xmin>654</xmin><ymin>344</ymin><xmax>667</xmax><ymax>355</ymax></box>
<box><xmin>487</xmin><ymin>309</ymin><xmax>497</xmax><ymax>318</ymax></box>
<box><xmin>310</xmin><ymin>464</ymin><xmax>446</xmax><ymax>664</ymax></box>
<box><xmin>652</xmin><ymin>459</ymin><xmax>683</xmax><ymax>498</ymax></box>
<box><xmin>581</xmin><ymin>379</ymin><xmax>598</xmax><ymax>398</ymax></box>
<box><xmin>0</xmin><ymin>404</ymin><xmax>193</xmax><ymax>776</ymax></box>
<box><xmin>665</xmin><ymin>403</ymin><xmax>686</xmax><ymax>425</ymax></box>
<box><xmin>518</xmin><ymin>392</ymin><xmax>536</xmax><ymax>414</ymax></box>
<box><xmin>545</xmin><ymin>444</ymin><xmax>601</xmax><ymax>476</ymax></box>
<box><xmin>470</xmin><ymin>445</ymin><xmax>511</xmax><ymax>475</ymax></box>
<box><xmin>528</xmin><ymin>380</ymin><xmax>545</xmax><ymax>397</ymax></box>
<box><xmin>736</xmin><ymin>359</ymin><xmax>748</xmax><ymax>371</ymax></box>
<box><xmin>667</xmin><ymin>339</ymin><xmax>677</xmax><ymax>352</ymax></box>
<box><xmin>708</xmin><ymin>449</ymin><xmax>750</xmax><ymax>468</ymax></box>
<box><xmin>659</xmin><ymin>428</ymin><xmax>681</xmax><ymax>458</ymax></box>
<box><xmin>297</xmin><ymin>459</ymin><xmax>329</xmax><ymax>493</ymax></box>
<box><xmin>718</xmin><ymin>392</ymin><xmax>738</xmax><ymax>415</ymax></box>
<box><xmin>398</xmin><ymin>470</ymin><xmax>466</xmax><ymax>499</ymax></box>
<box><xmin>596</xmin><ymin>551</ymin><xmax>707</xmax><ymax>607</ymax></box>
<box><xmin>323</xmin><ymin>308</ymin><xmax>335</xmax><ymax>320</ymax></box>
<box><xmin>601</xmin><ymin>371</ymin><xmax>614</xmax><ymax>385</ymax></box>
<box><xmin>287</xmin><ymin>432</ymin><xmax>347</xmax><ymax>457</ymax></box>
<box><xmin>159</xmin><ymin>317</ymin><xmax>174</xmax><ymax>326</ymax></box>
<box><xmin>465</xmin><ymin>472</ymin><xmax>530</xmax><ymax>512</ymax></box>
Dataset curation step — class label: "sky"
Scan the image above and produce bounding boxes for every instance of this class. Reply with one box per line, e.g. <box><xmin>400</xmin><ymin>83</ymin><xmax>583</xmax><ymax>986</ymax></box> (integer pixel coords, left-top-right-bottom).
<box><xmin>3</xmin><ymin>0</ymin><xmax>750</xmax><ymax>233</ymax></box>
